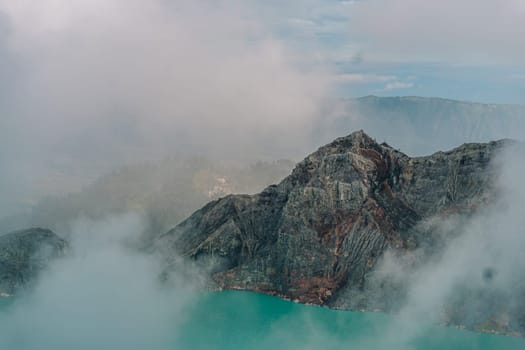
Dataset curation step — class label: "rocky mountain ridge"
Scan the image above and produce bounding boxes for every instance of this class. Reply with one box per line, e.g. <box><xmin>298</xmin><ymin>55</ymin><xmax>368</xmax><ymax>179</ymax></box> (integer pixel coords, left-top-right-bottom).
<box><xmin>158</xmin><ymin>131</ymin><xmax>503</xmax><ymax>298</ymax></box>
<box><xmin>316</xmin><ymin>96</ymin><xmax>525</xmax><ymax>156</ymax></box>
<box><xmin>156</xmin><ymin>130</ymin><xmax>522</xmax><ymax>333</ymax></box>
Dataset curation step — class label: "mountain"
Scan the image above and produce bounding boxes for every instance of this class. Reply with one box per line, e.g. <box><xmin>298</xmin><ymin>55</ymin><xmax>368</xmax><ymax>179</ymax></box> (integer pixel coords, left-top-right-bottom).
<box><xmin>1</xmin><ymin>130</ymin><xmax>523</xmax><ymax>334</ymax></box>
<box><xmin>156</xmin><ymin>130</ymin><xmax>523</xmax><ymax>334</ymax></box>
<box><xmin>3</xmin><ymin>96</ymin><xmax>523</xmax><ymax>232</ymax></box>
<box><xmin>0</xmin><ymin>228</ymin><xmax>67</xmax><ymax>296</ymax></box>
<box><xmin>315</xmin><ymin>96</ymin><xmax>525</xmax><ymax>156</ymax></box>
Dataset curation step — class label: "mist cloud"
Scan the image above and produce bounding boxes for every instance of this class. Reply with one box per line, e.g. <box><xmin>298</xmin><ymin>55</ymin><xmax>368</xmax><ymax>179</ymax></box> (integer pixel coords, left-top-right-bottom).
<box><xmin>0</xmin><ymin>213</ymin><xmax>200</xmax><ymax>349</ymax></box>
<box><xmin>348</xmin><ymin>0</ymin><xmax>525</xmax><ymax>64</ymax></box>
<box><xmin>358</xmin><ymin>142</ymin><xmax>525</xmax><ymax>347</ymax></box>
<box><xmin>0</xmin><ymin>0</ymin><xmax>333</xmax><ymax>217</ymax></box>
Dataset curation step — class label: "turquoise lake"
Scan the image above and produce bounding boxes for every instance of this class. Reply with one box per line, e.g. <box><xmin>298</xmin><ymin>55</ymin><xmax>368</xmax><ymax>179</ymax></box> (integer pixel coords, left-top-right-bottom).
<box><xmin>1</xmin><ymin>291</ymin><xmax>525</xmax><ymax>349</ymax></box>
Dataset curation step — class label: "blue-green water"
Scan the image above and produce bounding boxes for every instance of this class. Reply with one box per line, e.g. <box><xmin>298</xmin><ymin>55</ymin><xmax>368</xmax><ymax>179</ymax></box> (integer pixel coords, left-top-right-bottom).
<box><xmin>1</xmin><ymin>291</ymin><xmax>525</xmax><ymax>349</ymax></box>
<box><xmin>174</xmin><ymin>291</ymin><xmax>525</xmax><ymax>350</ymax></box>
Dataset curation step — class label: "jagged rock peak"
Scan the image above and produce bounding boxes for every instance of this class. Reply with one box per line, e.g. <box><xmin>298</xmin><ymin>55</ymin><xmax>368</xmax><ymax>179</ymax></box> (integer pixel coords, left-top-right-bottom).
<box><xmin>314</xmin><ymin>130</ymin><xmax>387</xmax><ymax>155</ymax></box>
<box><xmin>284</xmin><ymin>129</ymin><xmax>402</xmax><ymax>189</ymax></box>
<box><xmin>331</xmin><ymin>129</ymin><xmax>374</xmax><ymax>145</ymax></box>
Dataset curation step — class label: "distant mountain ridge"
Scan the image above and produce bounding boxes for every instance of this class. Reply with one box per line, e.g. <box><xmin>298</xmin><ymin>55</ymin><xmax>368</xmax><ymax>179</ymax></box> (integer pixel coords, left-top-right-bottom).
<box><xmin>315</xmin><ymin>96</ymin><xmax>525</xmax><ymax>156</ymax></box>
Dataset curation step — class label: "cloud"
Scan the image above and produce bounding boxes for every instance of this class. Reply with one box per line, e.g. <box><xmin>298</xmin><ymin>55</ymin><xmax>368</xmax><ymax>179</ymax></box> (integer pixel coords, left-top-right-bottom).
<box><xmin>0</xmin><ymin>0</ymin><xmax>330</xmax><ymax>152</ymax></box>
<box><xmin>348</xmin><ymin>0</ymin><xmax>525</xmax><ymax>64</ymax></box>
<box><xmin>0</xmin><ymin>0</ymin><xmax>334</xmax><ymax>218</ymax></box>
<box><xmin>0</xmin><ymin>213</ymin><xmax>202</xmax><ymax>350</ymax></box>
<box><xmin>330</xmin><ymin>73</ymin><xmax>415</xmax><ymax>91</ymax></box>
<box><xmin>360</xmin><ymin>142</ymin><xmax>525</xmax><ymax>346</ymax></box>
<box><xmin>333</xmin><ymin>73</ymin><xmax>397</xmax><ymax>83</ymax></box>
<box><xmin>383</xmin><ymin>81</ymin><xmax>414</xmax><ymax>90</ymax></box>
<box><xmin>509</xmin><ymin>73</ymin><xmax>525</xmax><ymax>80</ymax></box>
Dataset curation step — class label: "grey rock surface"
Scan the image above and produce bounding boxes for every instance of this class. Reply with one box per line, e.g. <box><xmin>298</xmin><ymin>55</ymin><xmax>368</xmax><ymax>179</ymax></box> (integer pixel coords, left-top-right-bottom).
<box><xmin>0</xmin><ymin>228</ymin><xmax>67</xmax><ymax>295</ymax></box>
<box><xmin>156</xmin><ymin>130</ymin><xmax>522</xmax><ymax>333</ymax></box>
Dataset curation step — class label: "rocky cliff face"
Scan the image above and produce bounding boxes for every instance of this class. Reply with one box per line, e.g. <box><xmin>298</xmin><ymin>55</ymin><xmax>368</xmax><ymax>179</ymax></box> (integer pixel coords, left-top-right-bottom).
<box><xmin>0</xmin><ymin>228</ymin><xmax>67</xmax><ymax>295</ymax></box>
<box><xmin>156</xmin><ymin>131</ymin><xmax>505</xmax><ymax>298</ymax></box>
<box><xmin>155</xmin><ymin>130</ymin><xmax>525</xmax><ymax>334</ymax></box>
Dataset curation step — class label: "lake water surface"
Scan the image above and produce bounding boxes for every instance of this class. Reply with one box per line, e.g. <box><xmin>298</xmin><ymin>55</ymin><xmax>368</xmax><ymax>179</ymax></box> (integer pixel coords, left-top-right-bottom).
<box><xmin>1</xmin><ymin>291</ymin><xmax>524</xmax><ymax>349</ymax></box>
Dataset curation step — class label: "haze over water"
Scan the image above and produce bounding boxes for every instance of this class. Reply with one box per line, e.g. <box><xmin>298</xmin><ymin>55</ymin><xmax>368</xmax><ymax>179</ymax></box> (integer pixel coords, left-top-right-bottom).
<box><xmin>2</xmin><ymin>291</ymin><xmax>524</xmax><ymax>350</ymax></box>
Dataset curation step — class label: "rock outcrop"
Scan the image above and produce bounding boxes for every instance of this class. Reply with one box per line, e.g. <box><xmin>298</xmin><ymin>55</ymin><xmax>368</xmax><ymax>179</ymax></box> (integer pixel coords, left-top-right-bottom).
<box><xmin>156</xmin><ymin>131</ymin><xmax>506</xmax><ymax>304</ymax></box>
<box><xmin>0</xmin><ymin>228</ymin><xmax>67</xmax><ymax>295</ymax></box>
